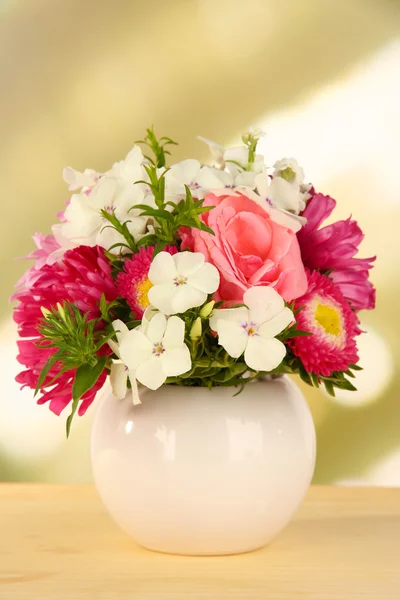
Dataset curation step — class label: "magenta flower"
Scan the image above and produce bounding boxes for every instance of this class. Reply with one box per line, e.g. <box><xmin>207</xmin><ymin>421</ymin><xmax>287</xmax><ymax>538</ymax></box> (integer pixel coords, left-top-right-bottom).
<box><xmin>289</xmin><ymin>270</ymin><xmax>360</xmax><ymax>377</ymax></box>
<box><xmin>297</xmin><ymin>192</ymin><xmax>376</xmax><ymax>311</ymax></box>
<box><xmin>117</xmin><ymin>245</ymin><xmax>177</xmax><ymax>318</ymax></box>
<box><xmin>13</xmin><ymin>245</ymin><xmax>118</xmax><ymax>416</ymax></box>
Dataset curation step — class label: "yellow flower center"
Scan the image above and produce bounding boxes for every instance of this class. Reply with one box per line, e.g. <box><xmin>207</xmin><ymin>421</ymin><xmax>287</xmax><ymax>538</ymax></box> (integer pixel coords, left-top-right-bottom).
<box><xmin>136</xmin><ymin>277</ymin><xmax>153</xmax><ymax>310</ymax></box>
<box><xmin>314</xmin><ymin>303</ymin><xmax>342</xmax><ymax>336</ymax></box>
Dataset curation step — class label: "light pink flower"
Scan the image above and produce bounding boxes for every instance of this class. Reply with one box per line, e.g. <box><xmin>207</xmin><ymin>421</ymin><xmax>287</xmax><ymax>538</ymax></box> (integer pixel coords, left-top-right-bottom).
<box><xmin>13</xmin><ymin>246</ymin><xmax>118</xmax><ymax>416</ymax></box>
<box><xmin>16</xmin><ymin>233</ymin><xmax>63</xmax><ymax>289</ymax></box>
<box><xmin>289</xmin><ymin>270</ymin><xmax>360</xmax><ymax>377</ymax></box>
<box><xmin>180</xmin><ymin>192</ymin><xmax>307</xmax><ymax>304</ymax></box>
<box><xmin>297</xmin><ymin>192</ymin><xmax>376</xmax><ymax>311</ymax></box>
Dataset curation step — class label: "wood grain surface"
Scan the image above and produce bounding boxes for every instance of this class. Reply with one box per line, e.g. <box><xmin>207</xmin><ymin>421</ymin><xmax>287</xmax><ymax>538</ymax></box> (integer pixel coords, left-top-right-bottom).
<box><xmin>1</xmin><ymin>484</ymin><xmax>399</xmax><ymax>599</ymax></box>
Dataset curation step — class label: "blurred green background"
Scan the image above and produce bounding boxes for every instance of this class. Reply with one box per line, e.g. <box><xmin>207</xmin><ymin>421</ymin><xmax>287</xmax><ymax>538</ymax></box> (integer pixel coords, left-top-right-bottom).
<box><xmin>0</xmin><ymin>0</ymin><xmax>399</xmax><ymax>484</ymax></box>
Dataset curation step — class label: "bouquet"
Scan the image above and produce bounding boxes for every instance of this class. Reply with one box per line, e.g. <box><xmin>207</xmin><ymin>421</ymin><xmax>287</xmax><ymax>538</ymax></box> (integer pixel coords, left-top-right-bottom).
<box><xmin>13</xmin><ymin>128</ymin><xmax>376</xmax><ymax>435</ymax></box>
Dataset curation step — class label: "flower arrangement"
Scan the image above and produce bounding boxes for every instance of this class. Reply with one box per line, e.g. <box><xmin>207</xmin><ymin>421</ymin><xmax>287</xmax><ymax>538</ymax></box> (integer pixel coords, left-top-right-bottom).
<box><xmin>13</xmin><ymin>128</ymin><xmax>375</xmax><ymax>435</ymax></box>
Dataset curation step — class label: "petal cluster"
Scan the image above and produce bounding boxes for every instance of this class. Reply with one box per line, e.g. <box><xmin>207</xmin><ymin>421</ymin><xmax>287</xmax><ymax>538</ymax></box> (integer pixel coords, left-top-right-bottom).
<box><xmin>288</xmin><ymin>270</ymin><xmax>360</xmax><ymax>376</ymax></box>
<box><xmin>210</xmin><ymin>287</ymin><xmax>293</xmax><ymax>372</ymax></box>
<box><xmin>297</xmin><ymin>192</ymin><xmax>376</xmax><ymax>311</ymax></box>
<box><xmin>114</xmin><ymin>313</ymin><xmax>191</xmax><ymax>390</ymax></box>
<box><xmin>148</xmin><ymin>251</ymin><xmax>220</xmax><ymax>315</ymax></box>
<box><xmin>13</xmin><ymin>246</ymin><xmax>118</xmax><ymax>415</ymax></box>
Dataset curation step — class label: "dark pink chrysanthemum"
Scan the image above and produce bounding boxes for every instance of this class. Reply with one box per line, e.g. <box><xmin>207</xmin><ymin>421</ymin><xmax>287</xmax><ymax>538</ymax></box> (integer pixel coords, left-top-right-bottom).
<box><xmin>297</xmin><ymin>192</ymin><xmax>376</xmax><ymax>312</ymax></box>
<box><xmin>117</xmin><ymin>245</ymin><xmax>177</xmax><ymax>318</ymax></box>
<box><xmin>13</xmin><ymin>245</ymin><xmax>118</xmax><ymax>416</ymax></box>
<box><xmin>288</xmin><ymin>270</ymin><xmax>360</xmax><ymax>377</ymax></box>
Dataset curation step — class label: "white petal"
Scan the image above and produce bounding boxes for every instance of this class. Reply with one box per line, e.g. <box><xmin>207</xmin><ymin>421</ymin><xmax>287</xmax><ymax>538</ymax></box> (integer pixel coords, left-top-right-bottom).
<box><xmin>63</xmin><ymin>195</ymin><xmax>100</xmax><ymax>238</ymax></box>
<box><xmin>147</xmin><ymin>312</ymin><xmax>167</xmax><ymax>344</ymax></box>
<box><xmin>268</xmin><ymin>177</ymin><xmax>303</xmax><ymax>213</ymax></box>
<box><xmin>244</xmin><ymin>287</ymin><xmax>285</xmax><ymax>324</ymax></box>
<box><xmin>217</xmin><ymin>319</ymin><xmax>248</xmax><ymax>358</ymax></box>
<box><xmin>235</xmin><ymin>171</ymin><xmax>257</xmax><ymax>188</ymax></box>
<box><xmin>129</xmin><ymin>374</ymin><xmax>141</xmax><ymax>405</ymax></box>
<box><xmin>112</xmin><ymin>319</ymin><xmax>130</xmax><ymax>342</ymax></box>
<box><xmin>141</xmin><ymin>306</ymin><xmax>159</xmax><ymax>334</ymax></box>
<box><xmin>268</xmin><ymin>207</ymin><xmax>304</xmax><ymax>233</ymax></box>
<box><xmin>96</xmin><ymin>226</ymin><xmax>127</xmax><ymax>253</ymax></box>
<box><xmin>174</xmin><ymin>251</ymin><xmax>204</xmax><ymax>276</ymax></box>
<box><xmin>148</xmin><ymin>284</ymin><xmax>177</xmax><ymax>315</ymax></box>
<box><xmin>89</xmin><ymin>177</ymin><xmax>118</xmax><ymax>209</ymax></box>
<box><xmin>196</xmin><ymin>166</ymin><xmax>232</xmax><ymax>189</ymax></box>
<box><xmin>163</xmin><ymin>316</ymin><xmax>185</xmax><ymax>346</ymax></box>
<box><xmin>209</xmin><ymin>307</ymin><xmax>248</xmax><ymax>331</ymax></box>
<box><xmin>119</xmin><ymin>329</ymin><xmax>153</xmax><ymax>370</ymax></box>
<box><xmin>169</xmin><ymin>159</ymin><xmax>201</xmax><ymax>184</ymax></box>
<box><xmin>148</xmin><ymin>252</ymin><xmax>177</xmax><ymax>284</ymax></box>
<box><xmin>136</xmin><ymin>358</ymin><xmax>167</xmax><ymax>390</ymax></box>
<box><xmin>172</xmin><ymin>285</ymin><xmax>206</xmax><ymax>313</ymax></box>
<box><xmin>161</xmin><ymin>345</ymin><xmax>192</xmax><ymax>376</ymax></box>
<box><xmin>259</xmin><ymin>307</ymin><xmax>294</xmax><ymax>338</ymax></box>
<box><xmin>110</xmin><ymin>363</ymin><xmax>128</xmax><ymax>399</ymax></box>
<box><xmin>187</xmin><ymin>262</ymin><xmax>220</xmax><ymax>294</ymax></box>
<box><xmin>224</xmin><ymin>146</ymin><xmax>248</xmax><ymax>167</ymax></box>
<box><xmin>254</xmin><ymin>172</ymin><xmax>270</xmax><ymax>199</ymax></box>
<box><xmin>244</xmin><ymin>336</ymin><xmax>286</xmax><ymax>372</ymax></box>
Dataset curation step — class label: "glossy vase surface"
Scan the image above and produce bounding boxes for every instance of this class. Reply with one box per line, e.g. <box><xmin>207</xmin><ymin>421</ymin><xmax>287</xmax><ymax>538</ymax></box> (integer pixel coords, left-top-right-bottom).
<box><xmin>91</xmin><ymin>376</ymin><xmax>316</xmax><ymax>556</ymax></box>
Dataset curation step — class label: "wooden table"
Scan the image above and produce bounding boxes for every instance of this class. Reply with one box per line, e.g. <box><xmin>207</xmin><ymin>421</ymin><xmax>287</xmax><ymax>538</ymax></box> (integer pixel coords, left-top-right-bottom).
<box><xmin>1</xmin><ymin>485</ymin><xmax>400</xmax><ymax>599</ymax></box>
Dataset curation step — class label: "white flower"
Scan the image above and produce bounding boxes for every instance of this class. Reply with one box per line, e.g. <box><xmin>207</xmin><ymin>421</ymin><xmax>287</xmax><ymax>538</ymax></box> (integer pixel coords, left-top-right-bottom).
<box><xmin>108</xmin><ymin>320</ymin><xmax>140</xmax><ymax>404</ymax></box>
<box><xmin>252</xmin><ymin>172</ymin><xmax>306</xmax><ymax>232</ymax></box>
<box><xmin>106</xmin><ymin>145</ymin><xmax>147</xmax><ymax>184</ymax></box>
<box><xmin>60</xmin><ymin>174</ymin><xmax>152</xmax><ymax>252</ymax></box>
<box><xmin>148</xmin><ymin>251</ymin><xmax>220</xmax><ymax>315</ymax></box>
<box><xmin>273</xmin><ymin>158</ymin><xmax>305</xmax><ymax>186</ymax></box>
<box><xmin>117</xmin><ymin>313</ymin><xmax>192</xmax><ymax>390</ymax></box>
<box><xmin>165</xmin><ymin>159</ymin><xmax>229</xmax><ymax>200</ymax></box>
<box><xmin>62</xmin><ymin>167</ymin><xmax>100</xmax><ymax>191</ymax></box>
<box><xmin>209</xmin><ymin>287</ymin><xmax>294</xmax><ymax>372</ymax></box>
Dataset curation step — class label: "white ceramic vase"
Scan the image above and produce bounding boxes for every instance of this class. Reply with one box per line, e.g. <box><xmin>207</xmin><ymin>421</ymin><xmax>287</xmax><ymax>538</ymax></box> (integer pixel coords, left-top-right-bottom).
<box><xmin>91</xmin><ymin>376</ymin><xmax>316</xmax><ymax>556</ymax></box>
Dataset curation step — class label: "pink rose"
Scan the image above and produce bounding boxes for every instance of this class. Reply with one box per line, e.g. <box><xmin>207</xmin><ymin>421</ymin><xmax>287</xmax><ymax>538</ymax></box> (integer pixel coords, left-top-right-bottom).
<box><xmin>180</xmin><ymin>193</ymin><xmax>307</xmax><ymax>303</ymax></box>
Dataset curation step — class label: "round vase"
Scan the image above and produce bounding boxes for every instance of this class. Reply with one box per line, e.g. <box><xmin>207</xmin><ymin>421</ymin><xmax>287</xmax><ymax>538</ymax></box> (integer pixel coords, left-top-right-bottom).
<box><xmin>91</xmin><ymin>376</ymin><xmax>316</xmax><ymax>556</ymax></box>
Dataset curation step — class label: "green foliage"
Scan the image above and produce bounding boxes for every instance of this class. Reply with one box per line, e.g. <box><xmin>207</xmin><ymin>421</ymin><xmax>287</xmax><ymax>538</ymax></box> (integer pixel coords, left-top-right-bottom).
<box><xmin>135</xmin><ymin>126</ymin><xmax>178</xmax><ymax>168</ymax></box>
<box><xmin>66</xmin><ymin>356</ymin><xmax>107</xmax><ymax>438</ymax></box>
<box><xmin>162</xmin><ymin>300</ymin><xmax>360</xmax><ymax>395</ymax></box>
<box><xmin>135</xmin><ymin>166</ymin><xmax>215</xmax><ymax>251</ymax></box>
<box><xmin>36</xmin><ymin>302</ymin><xmax>115</xmax><ymax>436</ymax></box>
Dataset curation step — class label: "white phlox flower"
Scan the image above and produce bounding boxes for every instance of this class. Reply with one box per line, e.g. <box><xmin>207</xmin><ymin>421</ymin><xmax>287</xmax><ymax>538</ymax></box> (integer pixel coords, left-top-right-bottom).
<box><xmin>148</xmin><ymin>251</ymin><xmax>220</xmax><ymax>315</ymax></box>
<box><xmin>165</xmin><ymin>159</ymin><xmax>230</xmax><ymax>200</ymax></box>
<box><xmin>273</xmin><ymin>158</ymin><xmax>305</xmax><ymax>187</ymax></box>
<box><xmin>62</xmin><ymin>167</ymin><xmax>100</xmax><ymax>191</ymax></box>
<box><xmin>60</xmin><ymin>172</ymin><xmax>153</xmax><ymax>252</ymax></box>
<box><xmin>250</xmin><ymin>172</ymin><xmax>306</xmax><ymax>233</ymax></box>
<box><xmin>209</xmin><ymin>287</ymin><xmax>294</xmax><ymax>372</ymax></box>
<box><xmin>117</xmin><ymin>313</ymin><xmax>192</xmax><ymax>390</ymax></box>
<box><xmin>108</xmin><ymin>320</ymin><xmax>140</xmax><ymax>404</ymax></box>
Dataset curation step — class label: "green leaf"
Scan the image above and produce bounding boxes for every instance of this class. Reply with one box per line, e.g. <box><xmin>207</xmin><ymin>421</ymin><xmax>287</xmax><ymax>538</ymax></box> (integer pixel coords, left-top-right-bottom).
<box><xmin>324</xmin><ymin>380</ymin><xmax>335</xmax><ymax>397</ymax></box>
<box><xmin>34</xmin><ymin>354</ymin><xmax>58</xmax><ymax>396</ymax></box>
<box><xmin>288</xmin><ymin>329</ymin><xmax>313</xmax><ymax>337</ymax></box>
<box><xmin>66</xmin><ymin>357</ymin><xmax>107</xmax><ymax>438</ymax></box>
<box><xmin>199</xmin><ymin>223</ymin><xmax>215</xmax><ymax>235</ymax></box>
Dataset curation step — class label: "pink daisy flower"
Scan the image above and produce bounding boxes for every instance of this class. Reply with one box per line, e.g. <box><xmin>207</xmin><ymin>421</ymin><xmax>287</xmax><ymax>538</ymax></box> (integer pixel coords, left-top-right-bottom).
<box><xmin>117</xmin><ymin>245</ymin><xmax>177</xmax><ymax>318</ymax></box>
<box><xmin>289</xmin><ymin>270</ymin><xmax>360</xmax><ymax>377</ymax></box>
<box><xmin>297</xmin><ymin>192</ymin><xmax>376</xmax><ymax>312</ymax></box>
<box><xmin>13</xmin><ymin>245</ymin><xmax>118</xmax><ymax>416</ymax></box>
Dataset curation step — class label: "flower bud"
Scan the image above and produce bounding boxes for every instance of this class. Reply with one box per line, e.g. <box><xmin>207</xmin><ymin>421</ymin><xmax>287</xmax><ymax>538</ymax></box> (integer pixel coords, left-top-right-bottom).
<box><xmin>190</xmin><ymin>317</ymin><xmax>202</xmax><ymax>340</ymax></box>
<box><xmin>40</xmin><ymin>306</ymin><xmax>51</xmax><ymax>318</ymax></box>
<box><xmin>199</xmin><ymin>300</ymin><xmax>215</xmax><ymax>319</ymax></box>
<box><xmin>56</xmin><ymin>302</ymin><xmax>67</xmax><ymax>321</ymax></box>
